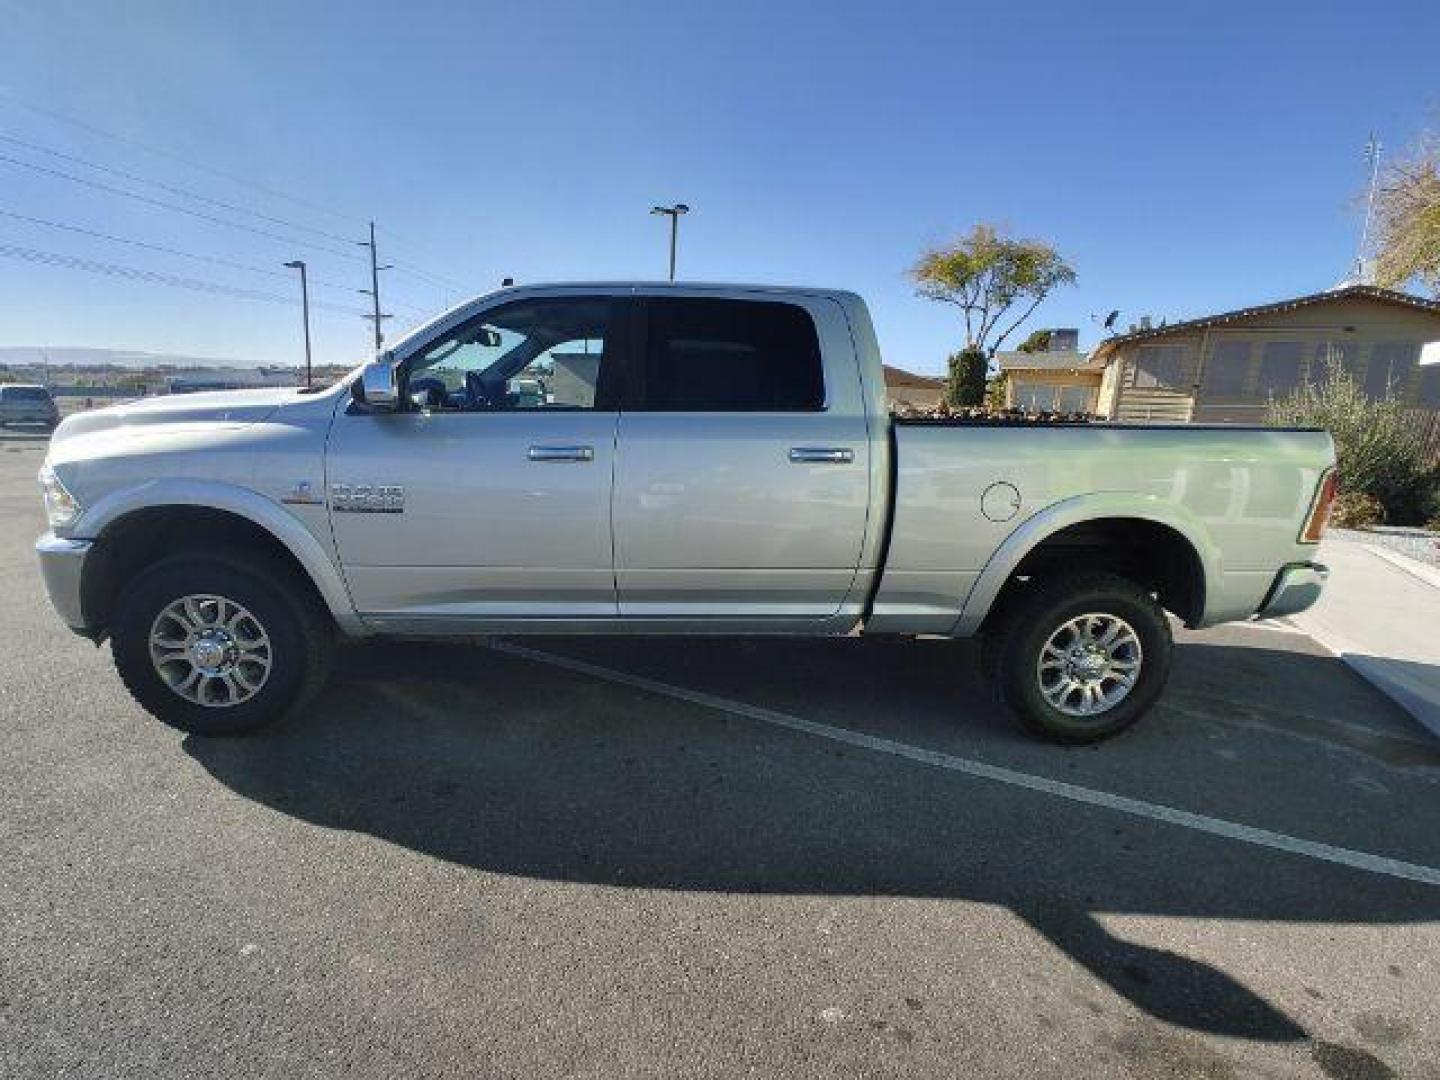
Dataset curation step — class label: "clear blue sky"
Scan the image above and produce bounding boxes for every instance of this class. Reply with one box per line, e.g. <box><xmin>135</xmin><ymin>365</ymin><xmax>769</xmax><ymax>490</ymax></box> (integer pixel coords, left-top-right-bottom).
<box><xmin>0</xmin><ymin>0</ymin><xmax>1436</xmax><ymax>373</ymax></box>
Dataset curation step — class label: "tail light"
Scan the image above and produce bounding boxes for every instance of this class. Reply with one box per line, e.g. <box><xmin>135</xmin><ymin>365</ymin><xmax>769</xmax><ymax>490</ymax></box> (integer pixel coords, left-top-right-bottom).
<box><xmin>1299</xmin><ymin>468</ymin><xmax>1338</xmax><ymax>544</ymax></box>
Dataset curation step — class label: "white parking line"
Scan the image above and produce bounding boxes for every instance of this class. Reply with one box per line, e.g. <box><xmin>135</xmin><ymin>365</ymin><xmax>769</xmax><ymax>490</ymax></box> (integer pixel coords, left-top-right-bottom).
<box><xmin>490</xmin><ymin>641</ymin><xmax>1440</xmax><ymax>888</ymax></box>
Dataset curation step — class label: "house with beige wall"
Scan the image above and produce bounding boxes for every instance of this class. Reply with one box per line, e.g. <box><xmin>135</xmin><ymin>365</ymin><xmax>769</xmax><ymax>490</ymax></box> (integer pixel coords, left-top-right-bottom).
<box><xmin>1091</xmin><ymin>285</ymin><xmax>1440</xmax><ymax>423</ymax></box>
<box><xmin>996</xmin><ymin>330</ymin><xmax>1106</xmax><ymax>414</ymax></box>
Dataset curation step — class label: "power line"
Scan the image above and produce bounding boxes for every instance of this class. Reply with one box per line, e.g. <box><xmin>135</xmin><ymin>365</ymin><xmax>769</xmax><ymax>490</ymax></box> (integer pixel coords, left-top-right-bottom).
<box><xmin>0</xmin><ymin>90</ymin><xmax>473</xmax><ymax>293</ymax></box>
<box><xmin>0</xmin><ymin>86</ymin><xmax>369</xmax><ymax>229</ymax></box>
<box><xmin>0</xmin><ymin>206</ymin><xmax>430</xmax><ymax>314</ymax></box>
<box><xmin>0</xmin><ymin>131</ymin><xmax>359</xmax><ymax>246</ymax></box>
<box><xmin>0</xmin><ymin>239</ymin><xmax>372</xmax><ymax>316</ymax></box>
<box><xmin>0</xmin><ymin>151</ymin><xmax>367</xmax><ymax>262</ymax></box>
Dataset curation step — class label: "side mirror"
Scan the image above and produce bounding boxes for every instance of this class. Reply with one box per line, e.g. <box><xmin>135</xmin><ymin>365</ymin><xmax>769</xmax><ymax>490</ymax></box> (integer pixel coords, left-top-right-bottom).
<box><xmin>353</xmin><ymin>353</ymin><xmax>399</xmax><ymax>411</ymax></box>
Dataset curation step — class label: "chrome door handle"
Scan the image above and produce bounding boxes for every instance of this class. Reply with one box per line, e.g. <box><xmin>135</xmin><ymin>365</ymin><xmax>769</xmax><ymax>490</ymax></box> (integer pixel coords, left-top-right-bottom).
<box><xmin>788</xmin><ymin>447</ymin><xmax>854</xmax><ymax>464</ymax></box>
<box><xmin>527</xmin><ymin>445</ymin><xmax>594</xmax><ymax>463</ymax></box>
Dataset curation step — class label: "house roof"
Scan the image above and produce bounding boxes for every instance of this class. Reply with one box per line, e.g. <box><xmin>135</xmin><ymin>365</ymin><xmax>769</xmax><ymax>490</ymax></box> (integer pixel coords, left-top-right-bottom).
<box><xmin>995</xmin><ymin>350</ymin><xmax>1103</xmax><ymax>373</ymax></box>
<box><xmin>1091</xmin><ymin>285</ymin><xmax>1440</xmax><ymax>361</ymax></box>
<box><xmin>883</xmin><ymin>364</ymin><xmax>942</xmax><ymax>388</ymax></box>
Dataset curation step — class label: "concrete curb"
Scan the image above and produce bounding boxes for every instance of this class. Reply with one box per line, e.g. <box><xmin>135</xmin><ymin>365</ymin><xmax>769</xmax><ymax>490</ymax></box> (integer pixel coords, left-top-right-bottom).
<box><xmin>1364</xmin><ymin>544</ymin><xmax>1440</xmax><ymax>591</ymax></box>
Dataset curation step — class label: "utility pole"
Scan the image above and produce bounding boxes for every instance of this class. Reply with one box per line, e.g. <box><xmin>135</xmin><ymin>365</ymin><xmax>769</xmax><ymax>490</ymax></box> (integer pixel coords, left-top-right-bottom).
<box><xmin>650</xmin><ymin>203</ymin><xmax>690</xmax><ymax>281</ymax></box>
<box><xmin>283</xmin><ymin>260</ymin><xmax>313</xmax><ymax>388</ymax></box>
<box><xmin>1356</xmin><ymin>133</ymin><xmax>1383</xmax><ymax>284</ymax></box>
<box><xmin>357</xmin><ymin>220</ymin><xmax>392</xmax><ymax>351</ymax></box>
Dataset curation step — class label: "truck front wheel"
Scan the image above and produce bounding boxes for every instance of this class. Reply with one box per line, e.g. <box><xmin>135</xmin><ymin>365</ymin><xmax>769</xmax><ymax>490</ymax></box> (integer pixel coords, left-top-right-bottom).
<box><xmin>983</xmin><ymin>573</ymin><xmax>1173</xmax><ymax>743</ymax></box>
<box><xmin>110</xmin><ymin>552</ymin><xmax>332</xmax><ymax>736</ymax></box>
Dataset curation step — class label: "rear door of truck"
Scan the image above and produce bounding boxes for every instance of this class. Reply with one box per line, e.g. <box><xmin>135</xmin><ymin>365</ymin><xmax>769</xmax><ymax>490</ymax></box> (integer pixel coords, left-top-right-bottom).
<box><xmin>611</xmin><ymin>291</ymin><xmax>871</xmax><ymax>621</ymax></box>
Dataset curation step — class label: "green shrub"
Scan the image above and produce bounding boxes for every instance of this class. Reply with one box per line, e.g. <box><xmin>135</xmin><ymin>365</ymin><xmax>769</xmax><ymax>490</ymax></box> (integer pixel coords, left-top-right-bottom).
<box><xmin>1329</xmin><ymin>491</ymin><xmax>1386</xmax><ymax>530</ymax></box>
<box><xmin>1268</xmin><ymin>361</ymin><xmax>1432</xmax><ymax>524</ymax></box>
<box><xmin>944</xmin><ymin>348</ymin><xmax>988</xmax><ymax>408</ymax></box>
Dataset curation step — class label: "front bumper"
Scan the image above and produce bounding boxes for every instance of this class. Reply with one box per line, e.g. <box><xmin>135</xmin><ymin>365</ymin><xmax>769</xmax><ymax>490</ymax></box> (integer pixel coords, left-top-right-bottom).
<box><xmin>1255</xmin><ymin>561</ymin><xmax>1329</xmax><ymax>620</ymax></box>
<box><xmin>35</xmin><ymin>533</ymin><xmax>92</xmax><ymax>633</ymax></box>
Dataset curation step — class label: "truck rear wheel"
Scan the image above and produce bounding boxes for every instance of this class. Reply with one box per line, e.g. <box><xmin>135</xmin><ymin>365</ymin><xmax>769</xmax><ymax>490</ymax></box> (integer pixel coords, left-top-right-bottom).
<box><xmin>983</xmin><ymin>573</ymin><xmax>1172</xmax><ymax>743</ymax></box>
<box><xmin>110</xmin><ymin>552</ymin><xmax>332</xmax><ymax>736</ymax></box>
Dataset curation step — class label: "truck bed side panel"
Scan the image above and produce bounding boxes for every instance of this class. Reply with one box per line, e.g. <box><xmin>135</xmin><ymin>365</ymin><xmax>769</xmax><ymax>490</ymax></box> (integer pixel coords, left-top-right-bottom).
<box><xmin>868</xmin><ymin>423</ymin><xmax>1334</xmax><ymax>635</ymax></box>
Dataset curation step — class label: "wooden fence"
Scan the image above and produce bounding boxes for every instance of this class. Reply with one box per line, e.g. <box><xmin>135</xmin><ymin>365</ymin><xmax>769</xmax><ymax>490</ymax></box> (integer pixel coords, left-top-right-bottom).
<box><xmin>1410</xmin><ymin>408</ymin><xmax>1440</xmax><ymax>466</ymax></box>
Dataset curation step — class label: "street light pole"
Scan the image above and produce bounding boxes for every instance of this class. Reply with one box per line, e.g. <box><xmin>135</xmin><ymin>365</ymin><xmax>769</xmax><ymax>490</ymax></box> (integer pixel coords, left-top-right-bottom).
<box><xmin>650</xmin><ymin>203</ymin><xmax>690</xmax><ymax>281</ymax></box>
<box><xmin>283</xmin><ymin>260</ymin><xmax>313</xmax><ymax>388</ymax></box>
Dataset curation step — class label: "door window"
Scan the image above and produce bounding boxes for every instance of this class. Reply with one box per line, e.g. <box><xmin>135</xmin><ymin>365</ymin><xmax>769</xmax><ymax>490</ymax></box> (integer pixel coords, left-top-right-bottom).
<box><xmin>635</xmin><ymin>298</ymin><xmax>824</xmax><ymax>411</ymax></box>
<box><xmin>406</xmin><ymin>297</ymin><xmax>616</xmax><ymax>411</ymax></box>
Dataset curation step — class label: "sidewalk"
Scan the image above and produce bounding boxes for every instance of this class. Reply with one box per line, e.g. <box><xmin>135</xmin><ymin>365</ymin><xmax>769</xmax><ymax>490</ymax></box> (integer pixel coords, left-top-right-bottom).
<box><xmin>1286</xmin><ymin>533</ymin><xmax>1440</xmax><ymax>738</ymax></box>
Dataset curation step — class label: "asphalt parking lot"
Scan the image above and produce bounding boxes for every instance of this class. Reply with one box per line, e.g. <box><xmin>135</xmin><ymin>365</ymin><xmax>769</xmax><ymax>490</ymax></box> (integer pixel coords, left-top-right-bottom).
<box><xmin>2</xmin><ymin>435</ymin><xmax>1439</xmax><ymax>1079</ymax></box>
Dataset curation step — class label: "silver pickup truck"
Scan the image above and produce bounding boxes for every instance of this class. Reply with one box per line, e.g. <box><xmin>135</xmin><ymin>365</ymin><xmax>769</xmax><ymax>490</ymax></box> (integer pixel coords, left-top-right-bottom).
<box><xmin>35</xmin><ymin>283</ymin><xmax>1336</xmax><ymax>742</ymax></box>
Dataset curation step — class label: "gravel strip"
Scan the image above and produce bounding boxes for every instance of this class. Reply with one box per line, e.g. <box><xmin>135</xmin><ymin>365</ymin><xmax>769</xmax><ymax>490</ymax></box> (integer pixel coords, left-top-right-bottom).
<box><xmin>1330</xmin><ymin>526</ymin><xmax>1440</xmax><ymax>569</ymax></box>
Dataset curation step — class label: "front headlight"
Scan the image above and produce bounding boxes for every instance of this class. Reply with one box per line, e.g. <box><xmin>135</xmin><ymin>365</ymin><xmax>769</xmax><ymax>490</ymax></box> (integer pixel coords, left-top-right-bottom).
<box><xmin>38</xmin><ymin>465</ymin><xmax>82</xmax><ymax>530</ymax></box>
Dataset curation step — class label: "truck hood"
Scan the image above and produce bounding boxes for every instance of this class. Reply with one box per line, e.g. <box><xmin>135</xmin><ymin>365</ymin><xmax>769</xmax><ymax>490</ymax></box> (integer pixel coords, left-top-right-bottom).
<box><xmin>53</xmin><ymin>387</ymin><xmax>304</xmax><ymax>441</ymax></box>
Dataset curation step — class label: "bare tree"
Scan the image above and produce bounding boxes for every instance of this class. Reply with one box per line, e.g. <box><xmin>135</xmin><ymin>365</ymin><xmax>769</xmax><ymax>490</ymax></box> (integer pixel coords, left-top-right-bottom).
<box><xmin>1374</xmin><ymin>134</ymin><xmax>1440</xmax><ymax>295</ymax></box>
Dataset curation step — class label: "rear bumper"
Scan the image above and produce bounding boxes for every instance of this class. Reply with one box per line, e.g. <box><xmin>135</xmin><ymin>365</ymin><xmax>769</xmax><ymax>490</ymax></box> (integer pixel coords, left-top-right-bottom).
<box><xmin>35</xmin><ymin>533</ymin><xmax>92</xmax><ymax>633</ymax></box>
<box><xmin>1255</xmin><ymin>561</ymin><xmax>1329</xmax><ymax>620</ymax></box>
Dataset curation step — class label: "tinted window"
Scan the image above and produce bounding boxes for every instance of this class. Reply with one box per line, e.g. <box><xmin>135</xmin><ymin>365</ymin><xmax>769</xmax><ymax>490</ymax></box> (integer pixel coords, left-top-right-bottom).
<box><xmin>406</xmin><ymin>298</ymin><xmax>615</xmax><ymax>411</ymax></box>
<box><xmin>638</xmin><ymin>298</ymin><xmax>824</xmax><ymax>411</ymax></box>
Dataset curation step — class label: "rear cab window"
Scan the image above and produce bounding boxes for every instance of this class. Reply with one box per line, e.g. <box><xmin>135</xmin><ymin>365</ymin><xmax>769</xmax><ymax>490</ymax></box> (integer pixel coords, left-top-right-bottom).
<box><xmin>632</xmin><ymin>298</ymin><xmax>825</xmax><ymax>411</ymax></box>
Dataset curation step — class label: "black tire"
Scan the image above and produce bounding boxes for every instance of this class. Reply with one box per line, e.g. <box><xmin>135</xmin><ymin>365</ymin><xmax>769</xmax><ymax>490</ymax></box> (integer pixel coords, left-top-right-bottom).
<box><xmin>111</xmin><ymin>550</ymin><xmax>333</xmax><ymax>736</ymax></box>
<box><xmin>982</xmin><ymin>572</ymin><xmax>1172</xmax><ymax>744</ymax></box>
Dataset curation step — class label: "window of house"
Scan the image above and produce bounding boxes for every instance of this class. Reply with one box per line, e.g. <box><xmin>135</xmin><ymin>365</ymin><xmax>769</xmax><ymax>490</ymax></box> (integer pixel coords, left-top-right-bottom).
<box><xmin>1419</xmin><ymin>363</ymin><xmax>1440</xmax><ymax>407</ymax></box>
<box><xmin>637</xmin><ymin>298</ymin><xmax>824</xmax><ymax>411</ymax></box>
<box><xmin>1132</xmin><ymin>345</ymin><xmax>1186</xmax><ymax>389</ymax></box>
<box><xmin>1202</xmin><ymin>340</ymin><xmax>1251</xmax><ymax>398</ymax></box>
<box><xmin>1311</xmin><ymin>341</ymin><xmax>1360</xmax><ymax>386</ymax></box>
<box><xmin>1255</xmin><ymin>341</ymin><xmax>1304</xmax><ymax>399</ymax></box>
<box><xmin>1056</xmin><ymin>384</ymin><xmax>1091</xmax><ymax>413</ymax></box>
<box><xmin>1364</xmin><ymin>343</ymin><xmax>1419</xmax><ymax>401</ymax></box>
<box><xmin>1013</xmin><ymin>382</ymin><xmax>1050</xmax><ymax>412</ymax></box>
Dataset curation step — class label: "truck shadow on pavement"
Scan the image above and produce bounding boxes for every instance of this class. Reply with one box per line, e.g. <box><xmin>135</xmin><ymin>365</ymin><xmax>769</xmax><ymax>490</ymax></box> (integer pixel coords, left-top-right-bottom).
<box><xmin>184</xmin><ymin>636</ymin><xmax>1436</xmax><ymax>1074</ymax></box>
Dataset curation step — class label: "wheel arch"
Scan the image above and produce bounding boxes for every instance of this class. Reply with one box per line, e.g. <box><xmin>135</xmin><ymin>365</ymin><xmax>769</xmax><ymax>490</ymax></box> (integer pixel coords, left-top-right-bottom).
<box><xmin>954</xmin><ymin>495</ymin><xmax>1217</xmax><ymax>636</ymax></box>
<box><xmin>77</xmin><ymin>482</ymin><xmax>361</xmax><ymax>636</ymax></box>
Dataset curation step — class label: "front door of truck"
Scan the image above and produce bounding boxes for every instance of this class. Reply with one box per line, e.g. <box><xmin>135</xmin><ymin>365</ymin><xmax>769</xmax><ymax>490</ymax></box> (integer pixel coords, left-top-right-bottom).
<box><xmin>611</xmin><ymin>294</ymin><xmax>871</xmax><ymax>620</ymax></box>
<box><xmin>327</xmin><ymin>294</ymin><xmax>625</xmax><ymax>625</ymax></box>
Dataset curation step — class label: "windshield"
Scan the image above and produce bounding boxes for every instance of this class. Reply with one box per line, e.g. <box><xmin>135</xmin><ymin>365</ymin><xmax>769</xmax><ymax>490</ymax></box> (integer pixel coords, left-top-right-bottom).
<box><xmin>2</xmin><ymin>386</ymin><xmax>52</xmax><ymax>402</ymax></box>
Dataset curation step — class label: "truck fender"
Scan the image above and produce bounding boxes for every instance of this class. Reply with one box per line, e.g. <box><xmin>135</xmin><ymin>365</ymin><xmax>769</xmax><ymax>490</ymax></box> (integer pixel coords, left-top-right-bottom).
<box><xmin>77</xmin><ymin>478</ymin><xmax>365</xmax><ymax>635</ymax></box>
<box><xmin>950</xmin><ymin>493</ymin><xmax>1220</xmax><ymax>636</ymax></box>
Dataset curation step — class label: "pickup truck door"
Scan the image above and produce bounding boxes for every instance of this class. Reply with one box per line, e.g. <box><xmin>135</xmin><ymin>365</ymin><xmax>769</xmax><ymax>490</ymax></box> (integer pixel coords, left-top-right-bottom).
<box><xmin>612</xmin><ymin>294</ymin><xmax>871</xmax><ymax>620</ymax></box>
<box><xmin>326</xmin><ymin>295</ymin><xmax>624</xmax><ymax>625</ymax></box>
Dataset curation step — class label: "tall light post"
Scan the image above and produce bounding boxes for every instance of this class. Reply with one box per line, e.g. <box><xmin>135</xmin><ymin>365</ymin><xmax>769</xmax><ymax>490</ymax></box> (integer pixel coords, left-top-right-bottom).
<box><xmin>650</xmin><ymin>203</ymin><xmax>690</xmax><ymax>281</ymax></box>
<box><xmin>283</xmin><ymin>260</ymin><xmax>313</xmax><ymax>388</ymax></box>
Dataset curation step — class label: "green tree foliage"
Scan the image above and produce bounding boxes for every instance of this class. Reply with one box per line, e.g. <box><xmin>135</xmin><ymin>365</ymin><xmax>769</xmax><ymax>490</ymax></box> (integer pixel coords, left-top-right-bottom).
<box><xmin>910</xmin><ymin>224</ymin><xmax>1077</xmax><ymax>355</ymax></box>
<box><xmin>944</xmin><ymin>348</ymin><xmax>988</xmax><ymax>408</ymax></box>
<box><xmin>1374</xmin><ymin>134</ymin><xmax>1440</xmax><ymax>295</ymax></box>
<box><xmin>985</xmin><ymin>369</ymin><xmax>1010</xmax><ymax>411</ymax></box>
<box><xmin>1268</xmin><ymin>355</ymin><xmax>1436</xmax><ymax>524</ymax></box>
<box><xmin>1016</xmin><ymin>329</ymin><xmax>1053</xmax><ymax>354</ymax></box>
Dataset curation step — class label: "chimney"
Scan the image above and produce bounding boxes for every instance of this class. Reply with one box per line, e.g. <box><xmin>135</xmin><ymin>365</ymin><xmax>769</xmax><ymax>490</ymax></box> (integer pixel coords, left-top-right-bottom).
<box><xmin>1048</xmin><ymin>328</ymin><xmax>1079</xmax><ymax>352</ymax></box>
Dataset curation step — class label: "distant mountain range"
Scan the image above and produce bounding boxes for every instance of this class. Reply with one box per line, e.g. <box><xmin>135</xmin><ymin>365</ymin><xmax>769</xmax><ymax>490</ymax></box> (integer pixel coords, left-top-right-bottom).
<box><xmin>0</xmin><ymin>346</ymin><xmax>261</xmax><ymax>370</ymax></box>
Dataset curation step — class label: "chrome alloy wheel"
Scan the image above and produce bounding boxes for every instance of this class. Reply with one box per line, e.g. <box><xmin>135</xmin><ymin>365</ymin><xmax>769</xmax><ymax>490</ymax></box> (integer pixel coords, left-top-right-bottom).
<box><xmin>148</xmin><ymin>594</ymin><xmax>272</xmax><ymax>708</ymax></box>
<box><xmin>1036</xmin><ymin>613</ymin><xmax>1143</xmax><ymax>718</ymax></box>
